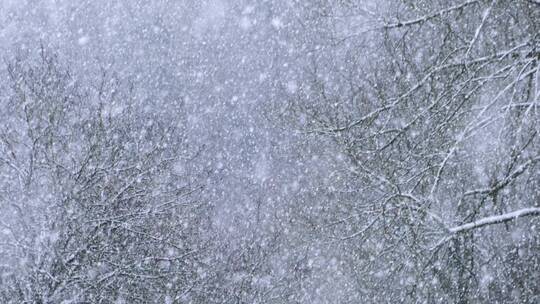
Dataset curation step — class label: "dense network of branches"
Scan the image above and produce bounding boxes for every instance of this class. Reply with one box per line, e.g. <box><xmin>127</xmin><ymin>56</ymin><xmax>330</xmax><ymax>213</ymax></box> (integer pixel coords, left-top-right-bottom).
<box><xmin>0</xmin><ymin>0</ymin><xmax>538</xmax><ymax>303</ymax></box>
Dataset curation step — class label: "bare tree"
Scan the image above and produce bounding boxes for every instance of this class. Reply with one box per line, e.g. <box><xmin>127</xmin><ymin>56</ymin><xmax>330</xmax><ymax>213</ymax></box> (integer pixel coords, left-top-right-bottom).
<box><xmin>284</xmin><ymin>0</ymin><xmax>540</xmax><ymax>302</ymax></box>
<box><xmin>0</xmin><ymin>48</ymin><xmax>209</xmax><ymax>303</ymax></box>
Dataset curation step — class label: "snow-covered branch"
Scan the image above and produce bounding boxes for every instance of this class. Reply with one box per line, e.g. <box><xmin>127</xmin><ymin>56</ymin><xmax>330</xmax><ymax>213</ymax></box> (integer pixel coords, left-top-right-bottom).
<box><xmin>449</xmin><ymin>208</ymin><xmax>540</xmax><ymax>234</ymax></box>
<box><xmin>383</xmin><ymin>0</ymin><xmax>481</xmax><ymax>29</ymax></box>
